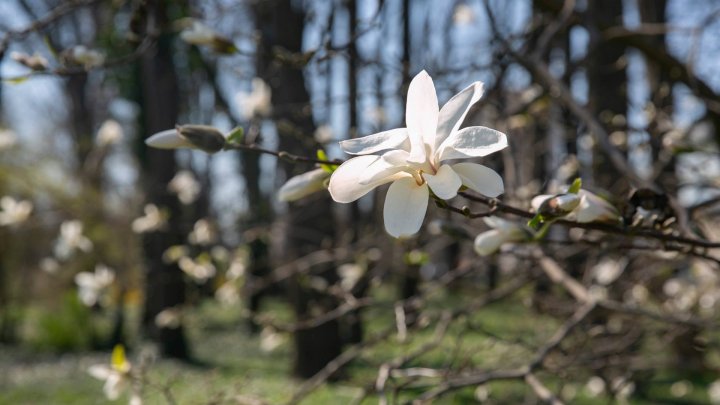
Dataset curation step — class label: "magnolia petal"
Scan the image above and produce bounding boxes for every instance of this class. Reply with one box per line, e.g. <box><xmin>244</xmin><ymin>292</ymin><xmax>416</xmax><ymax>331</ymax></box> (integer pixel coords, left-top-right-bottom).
<box><xmin>452</xmin><ymin>163</ymin><xmax>504</xmax><ymax>197</ymax></box>
<box><xmin>104</xmin><ymin>373</ymin><xmax>124</xmax><ymax>400</ymax></box>
<box><xmin>437</xmin><ymin>126</ymin><xmax>507</xmax><ymax>162</ymax></box>
<box><xmin>425</xmin><ymin>164</ymin><xmax>462</xmax><ymax>200</ymax></box>
<box><xmin>329</xmin><ymin>156</ymin><xmax>397</xmax><ymax>203</ymax></box>
<box><xmin>474</xmin><ymin>229</ymin><xmax>504</xmax><ymax>256</ymax></box>
<box><xmin>278</xmin><ymin>169</ymin><xmax>329</xmax><ymax>202</ymax></box>
<box><xmin>88</xmin><ymin>365</ymin><xmax>112</xmax><ymax>380</ymax></box>
<box><xmin>435</xmin><ymin>81</ymin><xmax>484</xmax><ymax>151</ymax></box>
<box><xmin>359</xmin><ymin>150</ymin><xmax>410</xmax><ymax>185</ymax></box>
<box><xmin>145</xmin><ymin>129</ymin><xmax>194</xmax><ymax>150</ymax></box>
<box><xmin>383</xmin><ymin>177</ymin><xmax>429</xmax><ymax>238</ymax></box>
<box><xmin>576</xmin><ymin>191</ymin><xmax>619</xmax><ymax>223</ymax></box>
<box><xmin>406</xmin><ymin>71</ymin><xmax>438</xmax><ymax>163</ymax></box>
<box><xmin>339</xmin><ymin>128</ymin><xmax>409</xmax><ymax>155</ymax></box>
<box><xmin>531</xmin><ymin>195</ymin><xmax>552</xmax><ymax>212</ymax></box>
<box><xmin>483</xmin><ymin>216</ymin><xmax>518</xmax><ymax>232</ymax></box>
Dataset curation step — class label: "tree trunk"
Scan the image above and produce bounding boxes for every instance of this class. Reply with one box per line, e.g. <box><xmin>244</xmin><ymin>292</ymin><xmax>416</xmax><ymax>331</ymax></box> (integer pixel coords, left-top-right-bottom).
<box><xmin>135</xmin><ymin>0</ymin><xmax>189</xmax><ymax>360</ymax></box>
<box><xmin>254</xmin><ymin>0</ymin><xmax>343</xmax><ymax>379</ymax></box>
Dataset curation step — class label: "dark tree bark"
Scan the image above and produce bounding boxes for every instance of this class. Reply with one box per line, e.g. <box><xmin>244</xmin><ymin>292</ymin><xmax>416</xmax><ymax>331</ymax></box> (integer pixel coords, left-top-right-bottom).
<box><xmin>135</xmin><ymin>0</ymin><xmax>189</xmax><ymax>360</ymax></box>
<box><xmin>587</xmin><ymin>0</ymin><xmax>628</xmax><ymax>193</ymax></box>
<box><xmin>254</xmin><ymin>0</ymin><xmax>343</xmax><ymax>379</ymax></box>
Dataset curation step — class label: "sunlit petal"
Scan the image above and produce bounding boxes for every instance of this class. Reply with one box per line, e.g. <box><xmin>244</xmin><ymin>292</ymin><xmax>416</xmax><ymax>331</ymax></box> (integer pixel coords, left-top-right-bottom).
<box><xmin>406</xmin><ymin>71</ymin><xmax>438</xmax><ymax>163</ymax></box>
<box><xmin>425</xmin><ymin>164</ymin><xmax>462</xmax><ymax>199</ymax></box>
<box><xmin>451</xmin><ymin>163</ymin><xmax>504</xmax><ymax>197</ymax></box>
<box><xmin>474</xmin><ymin>229</ymin><xmax>504</xmax><ymax>256</ymax></box>
<box><xmin>435</xmin><ymin>81</ymin><xmax>484</xmax><ymax>151</ymax></box>
<box><xmin>437</xmin><ymin>126</ymin><xmax>507</xmax><ymax>161</ymax></box>
<box><xmin>145</xmin><ymin>129</ymin><xmax>194</xmax><ymax>150</ymax></box>
<box><xmin>576</xmin><ymin>190</ymin><xmax>619</xmax><ymax>223</ymax></box>
<box><xmin>329</xmin><ymin>156</ymin><xmax>397</xmax><ymax>203</ymax></box>
<box><xmin>339</xmin><ymin>128</ymin><xmax>409</xmax><ymax>155</ymax></box>
<box><xmin>359</xmin><ymin>150</ymin><xmax>410</xmax><ymax>185</ymax></box>
<box><xmin>278</xmin><ymin>169</ymin><xmax>329</xmax><ymax>202</ymax></box>
<box><xmin>383</xmin><ymin>177</ymin><xmax>429</xmax><ymax>238</ymax></box>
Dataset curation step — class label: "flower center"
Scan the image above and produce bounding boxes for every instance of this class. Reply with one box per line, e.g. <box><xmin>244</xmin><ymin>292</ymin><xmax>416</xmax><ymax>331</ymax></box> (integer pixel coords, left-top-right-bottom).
<box><xmin>412</xmin><ymin>170</ymin><xmax>425</xmax><ymax>186</ymax></box>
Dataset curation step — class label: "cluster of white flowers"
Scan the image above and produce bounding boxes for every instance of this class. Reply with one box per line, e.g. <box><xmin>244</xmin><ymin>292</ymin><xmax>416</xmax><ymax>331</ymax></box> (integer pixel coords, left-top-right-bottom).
<box><xmin>168</xmin><ymin>170</ymin><xmax>201</xmax><ymax>205</ymax></box>
<box><xmin>95</xmin><ymin>119</ymin><xmax>124</xmax><ymax>147</ymax></box>
<box><xmin>64</xmin><ymin>45</ymin><xmax>105</xmax><ymax>68</ymax></box>
<box><xmin>54</xmin><ymin>220</ymin><xmax>93</xmax><ymax>260</ymax></box>
<box><xmin>131</xmin><ymin>204</ymin><xmax>167</xmax><ymax>234</ymax></box>
<box><xmin>0</xmin><ymin>196</ymin><xmax>33</xmax><ymax>227</ymax></box>
<box><xmin>236</xmin><ymin>78</ymin><xmax>272</xmax><ymax>120</ymax></box>
<box><xmin>74</xmin><ymin>264</ymin><xmax>115</xmax><ymax>307</ymax></box>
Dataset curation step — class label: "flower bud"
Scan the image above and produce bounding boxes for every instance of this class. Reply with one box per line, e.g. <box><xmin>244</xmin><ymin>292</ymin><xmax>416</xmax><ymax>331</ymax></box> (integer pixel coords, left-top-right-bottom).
<box><xmin>537</xmin><ymin>193</ymin><xmax>580</xmax><ymax>218</ymax></box>
<box><xmin>277</xmin><ymin>169</ymin><xmax>329</xmax><ymax>202</ymax></box>
<box><xmin>175</xmin><ymin>124</ymin><xmax>226</xmax><ymax>153</ymax></box>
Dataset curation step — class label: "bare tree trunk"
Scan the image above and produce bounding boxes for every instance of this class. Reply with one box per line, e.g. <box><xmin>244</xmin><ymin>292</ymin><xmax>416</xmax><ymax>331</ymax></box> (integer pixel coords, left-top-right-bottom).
<box><xmin>587</xmin><ymin>0</ymin><xmax>628</xmax><ymax>193</ymax></box>
<box><xmin>136</xmin><ymin>0</ymin><xmax>189</xmax><ymax>360</ymax></box>
<box><xmin>254</xmin><ymin>0</ymin><xmax>343</xmax><ymax>379</ymax></box>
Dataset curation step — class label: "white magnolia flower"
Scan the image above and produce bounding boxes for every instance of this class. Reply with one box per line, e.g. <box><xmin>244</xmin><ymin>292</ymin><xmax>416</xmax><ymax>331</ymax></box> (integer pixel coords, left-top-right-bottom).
<box><xmin>474</xmin><ymin>217</ymin><xmax>528</xmax><ymax>256</ymax></box>
<box><xmin>531</xmin><ymin>190</ymin><xmax>619</xmax><ymax>223</ymax></box>
<box><xmin>278</xmin><ymin>168</ymin><xmax>330</xmax><ymax>202</ymax></box>
<box><xmin>0</xmin><ymin>129</ymin><xmax>17</xmax><ymax>150</ymax></box>
<box><xmin>237</xmin><ymin>78</ymin><xmax>272</xmax><ymax>120</ymax></box>
<box><xmin>131</xmin><ymin>204</ymin><xmax>166</xmax><ymax>234</ymax></box>
<box><xmin>314</xmin><ymin>125</ymin><xmax>334</xmax><ymax>144</ymax></box>
<box><xmin>54</xmin><ymin>220</ymin><xmax>93</xmax><ymax>259</ymax></box>
<box><xmin>188</xmin><ymin>218</ymin><xmax>217</xmax><ymax>245</ymax></box>
<box><xmin>74</xmin><ymin>264</ymin><xmax>115</xmax><ymax>307</ymax></box>
<box><xmin>453</xmin><ymin>4</ymin><xmax>475</xmax><ymax>25</ymax></box>
<box><xmin>178</xmin><ymin>256</ymin><xmax>216</xmax><ymax>282</ymax></box>
<box><xmin>0</xmin><ymin>196</ymin><xmax>33</xmax><ymax>227</ymax></box>
<box><xmin>154</xmin><ymin>307</ymin><xmax>182</xmax><ymax>329</ymax></box>
<box><xmin>168</xmin><ymin>170</ymin><xmax>201</xmax><ymax>204</ymax></box>
<box><xmin>329</xmin><ymin>71</ymin><xmax>507</xmax><ymax>237</ymax></box>
<box><xmin>66</xmin><ymin>45</ymin><xmax>105</xmax><ymax>68</ymax></box>
<box><xmin>88</xmin><ymin>345</ymin><xmax>134</xmax><ymax>402</ymax></box>
<box><xmin>96</xmin><ymin>119</ymin><xmax>124</xmax><ymax>146</ymax></box>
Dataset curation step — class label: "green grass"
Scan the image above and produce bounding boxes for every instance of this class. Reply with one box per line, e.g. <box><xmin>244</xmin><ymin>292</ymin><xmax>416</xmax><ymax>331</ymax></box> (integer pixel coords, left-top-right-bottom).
<box><xmin>1</xmin><ymin>285</ymin><xmax>718</xmax><ymax>404</ymax></box>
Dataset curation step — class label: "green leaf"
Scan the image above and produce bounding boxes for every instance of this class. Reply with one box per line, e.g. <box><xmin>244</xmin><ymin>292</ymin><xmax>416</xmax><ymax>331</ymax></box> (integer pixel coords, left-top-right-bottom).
<box><xmin>568</xmin><ymin>178</ymin><xmax>582</xmax><ymax>194</ymax></box>
<box><xmin>226</xmin><ymin>126</ymin><xmax>244</xmax><ymax>144</ymax></box>
<box><xmin>527</xmin><ymin>214</ymin><xmax>544</xmax><ymax>230</ymax></box>
<box><xmin>317</xmin><ymin>149</ymin><xmax>338</xmax><ymax>173</ymax></box>
<box><xmin>5</xmin><ymin>76</ymin><xmax>29</xmax><ymax>84</ymax></box>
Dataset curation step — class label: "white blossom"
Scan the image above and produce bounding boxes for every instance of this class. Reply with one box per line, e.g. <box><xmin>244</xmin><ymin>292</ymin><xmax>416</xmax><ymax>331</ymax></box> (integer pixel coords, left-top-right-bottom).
<box><xmin>96</xmin><ymin>119</ymin><xmax>124</xmax><ymax>146</ymax></box>
<box><xmin>188</xmin><ymin>218</ymin><xmax>217</xmax><ymax>245</ymax></box>
<box><xmin>473</xmin><ymin>217</ymin><xmax>528</xmax><ymax>256</ymax></box>
<box><xmin>0</xmin><ymin>129</ymin><xmax>17</xmax><ymax>150</ymax></box>
<box><xmin>54</xmin><ymin>220</ymin><xmax>93</xmax><ymax>259</ymax></box>
<box><xmin>168</xmin><ymin>170</ymin><xmax>201</xmax><ymax>204</ymax></box>
<box><xmin>314</xmin><ymin>125</ymin><xmax>334</xmax><ymax>144</ymax></box>
<box><xmin>0</xmin><ymin>196</ymin><xmax>33</xmax><ymax>227</ymax></box>
<box><xmin>277</xmin><ymin>168</ymin><xmax>330</xmax><ymax>202</ymax></box>
<box><xmin>131</xmin><ymin>204</ymin><xmax>166</xmax><ymax>234</ymax></box>
<box><xmin>154</xmin><ymin>307</ymin><xmax>182</xmax><ymax>329</ymax></box>
<box><xmin>66</xmin><ymin>45</ymin><xmax>105</xmax><ymax>68</ymax></box>
<box><xmin>236</xmin><ymin>78</ymin><xmax>272</xmax><ymax>120</ymax></box>
<box><xmin>178</xmin><ymin>256</ymin><xmax>216</xmax><ymax>282</ymax></box>
<box><xmin>74</xmin><ymin>264</ymin><xmax>115</xmax><ymax>307</ymax></box>
<box><xmin>453</xmin><ymin>4</ymin><xmax>475</xmax><ymax>25</ymax></box>
<box><xmin>88</xmin><ymin>345</ymin><xmax>134</xmax><ymax>402</ymax></box>
<box><xmin>329</xmin><ymin>71</ymin><xmax>507</xmax><ymax>238</ymax></box>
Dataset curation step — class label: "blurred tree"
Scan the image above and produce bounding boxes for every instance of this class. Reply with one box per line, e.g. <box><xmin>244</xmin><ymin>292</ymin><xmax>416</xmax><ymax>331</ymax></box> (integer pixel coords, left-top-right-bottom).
<box><xmin>135</xmin><ymin>0</ymin><xmax>189</xmax><ymax>360</ymax></box>
<box><xmin>254</xmin><ymin>0</ymin><xmax>343</xmax><ymax>378</ymax></box>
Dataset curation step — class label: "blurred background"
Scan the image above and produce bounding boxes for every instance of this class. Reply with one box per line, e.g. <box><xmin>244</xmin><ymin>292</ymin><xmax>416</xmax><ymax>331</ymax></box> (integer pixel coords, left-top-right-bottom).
<box><xmin>1</xmin><ymin>0</ymin><xmax>720</xmax><ymax>403</ymax></box>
